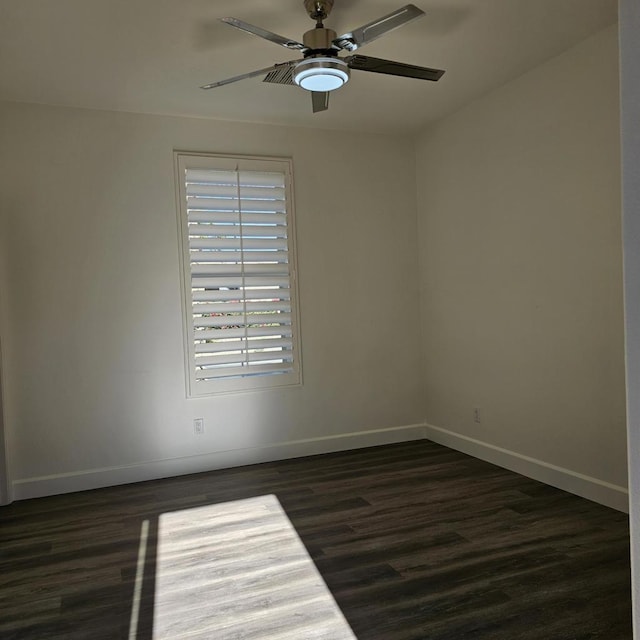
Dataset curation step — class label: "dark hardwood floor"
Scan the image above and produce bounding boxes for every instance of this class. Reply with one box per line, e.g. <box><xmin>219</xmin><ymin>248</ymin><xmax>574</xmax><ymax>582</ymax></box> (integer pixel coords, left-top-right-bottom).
<box><xmin>0</xmin><ymin>440</ymin><xmax>632</xmax><ymax>639</ymax></box>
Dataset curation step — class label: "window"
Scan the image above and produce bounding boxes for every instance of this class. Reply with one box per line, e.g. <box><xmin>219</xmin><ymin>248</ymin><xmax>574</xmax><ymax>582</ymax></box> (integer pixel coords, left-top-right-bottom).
<box><xmin>175</xmin><ymin>153</ymin><xmax>301</xmax><ymax>396</ymax></box>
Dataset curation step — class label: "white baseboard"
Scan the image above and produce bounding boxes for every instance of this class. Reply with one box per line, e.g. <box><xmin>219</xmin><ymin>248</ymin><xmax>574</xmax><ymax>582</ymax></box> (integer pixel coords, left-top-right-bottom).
<box><xmin>11</xmin><ymin>422</ymin><xmax>630</xmax><ymax>513</ymax></box>
<box><xmin>424</xmin><ymin>423</ymin><xmax>629</xmax><ymax>513</ymax></box>
<box><xmin>11</xmin><ymin>423</ymin><xmax>426</xmax><ymax>501</ymax></box>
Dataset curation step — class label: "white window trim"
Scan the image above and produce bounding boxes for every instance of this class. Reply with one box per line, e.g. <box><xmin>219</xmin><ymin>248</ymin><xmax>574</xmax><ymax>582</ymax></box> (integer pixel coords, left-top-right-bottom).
<box><xmin>175</xmin><ymin>152</ymin><xmax>302</xmax><ymax>396</ymax></box>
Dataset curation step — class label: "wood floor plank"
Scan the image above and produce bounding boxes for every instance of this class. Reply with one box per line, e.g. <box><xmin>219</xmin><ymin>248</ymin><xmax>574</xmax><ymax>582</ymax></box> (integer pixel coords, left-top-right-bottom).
<box><xmin>0</xmin><ymin>440</ymin><xmax>631</xmax><ymax>639</ymax></box>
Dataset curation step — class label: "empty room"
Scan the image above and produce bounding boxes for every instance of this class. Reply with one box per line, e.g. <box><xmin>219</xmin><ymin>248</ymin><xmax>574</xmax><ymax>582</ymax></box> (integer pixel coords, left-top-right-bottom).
<box><xmin>1</xmin><ymin>0</ymin><xmax>639</xmax><ymax>638</ymax></box>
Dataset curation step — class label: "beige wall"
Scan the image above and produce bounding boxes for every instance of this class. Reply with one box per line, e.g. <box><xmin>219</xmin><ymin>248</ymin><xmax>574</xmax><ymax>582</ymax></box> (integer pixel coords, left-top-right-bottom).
<box><xmin>0</xmin><ymin>103</ymin><xmax>423</xmax><ymax>495</ymax></box>
<box><xmin>416</xmin><ymin>25</ymin><xmax>626</xmax><ymax>487</ymax></box>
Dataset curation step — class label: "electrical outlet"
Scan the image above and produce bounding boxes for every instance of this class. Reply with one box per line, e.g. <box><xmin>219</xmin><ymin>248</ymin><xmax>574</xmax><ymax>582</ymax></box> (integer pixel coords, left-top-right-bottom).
<box><xmin>193</xmin><ymin>418</ymin><xmax>205</xmax><ymax>435</ymax></box>
<box><xmin>473</xmin><ymin>408</ymin><xmax>481</xmax><ymax>424</ymax></box>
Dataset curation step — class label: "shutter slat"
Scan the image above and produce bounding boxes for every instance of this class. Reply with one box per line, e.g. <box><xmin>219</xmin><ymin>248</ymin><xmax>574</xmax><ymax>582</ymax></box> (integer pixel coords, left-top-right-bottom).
<box><xmin>194</xmin><ymin>337</ymin><xmax>293</xmax><ymax>354</ymax></box>
<box><xmin>186</xmin><ymin>169</ymin><xmax>284</xmax><ymax>187</ymax></box>
<box><xmin>189</xmin><ymin>237</ymin><xmax>288</xmax><ymax>251</ymax></box>
<box><xmin>194</xmin><ymin>362</ymin><xmax>293</xmax><ymax>381</ymax></box>
<box><xmin>188</xmin><ymin>224</ymin><xmax>288</xmax><ymax>238</ymax></box>
<box><xmin>190</xmin><ymin>263</ymin><xmax>291</xmax><ymax>277</ymax></box>
<box><xmin>192</xmin><ymin>289</ymin><xmax>290</xmax><ymax>302</ymax></box>
<box><xmin>195</xmin><ymin>349</ymin><xmax>293</xmax><ymax>367</ymax></box>
<box><xmin>194</xmin><ymin>326</ymin><xmax>293</xmax><ymax>340</ymax></box>
<box><xmin>193</xmin><ymin>301</ymin><xmax>292</xmax><ymax>315</ymax></box>
<box><xmin>187</xmin><ymin>184</ymin><xmax>286</xmax><ymax>199</ymax></box>
<box><xmin>187</xmin><ymin>197</ymin><xmax>285</xmax><ymax>213</ymax></box>
<box><xmin>188</xmin><ymin>212</ymin><xmax>287</xmax><ymax>225</ymax></box>
<box><xmin>189</xmin><ymin>250</ymin><xmax>289</xmax><ymax>264</ymax></box>
<box><xmin>193</xmin><ymin>312</ymin><xmax>292</xmax><ymax>328</ymax></box>
<box><xmin>191</xmin><ymin>276</ymin><xmax>290</xmax><ymax>288</ymax></box>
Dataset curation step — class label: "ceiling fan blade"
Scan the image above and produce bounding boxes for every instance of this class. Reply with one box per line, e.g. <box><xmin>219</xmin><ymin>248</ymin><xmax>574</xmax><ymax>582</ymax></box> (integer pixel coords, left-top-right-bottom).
<box><xmin>332</xmin><ymin>4</ymin><xmax>424</xmax><ymax>52</ymax></box>
<box><xmin>221</xmin><ymin>17</ymin><xmax>307</xmax><ymax>52</ymax></box>
<box><xmin>201</xmin><ymin>61</ymin><xmax>298</xmax><ymax>90</ymax></box>
<box><xmin>345</xmin><ymin>55</ymin><xmax>445</xmax><ymax>81</ymax></box>
<box><xmin>311</xmin><ymin>91</ymin><xmax>330</xmax><ymax>113</ymax></box>
<box><xmin>263</xmin><ymin>64</ymin><xmax>295</xmax><ymax>86</ymax></box>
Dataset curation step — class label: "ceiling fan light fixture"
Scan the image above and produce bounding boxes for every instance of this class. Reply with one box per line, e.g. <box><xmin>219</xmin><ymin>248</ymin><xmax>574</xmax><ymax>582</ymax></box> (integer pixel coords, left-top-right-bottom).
<box><xmin>293</xmin><ymin>57</ymin><xmax>350</xmax><ymax>92</ymax></box>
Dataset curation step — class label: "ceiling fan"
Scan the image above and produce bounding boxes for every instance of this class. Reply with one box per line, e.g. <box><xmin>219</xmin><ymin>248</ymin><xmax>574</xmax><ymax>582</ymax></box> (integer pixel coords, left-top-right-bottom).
<box><xmin>201</xmin><ymin>1</ymin><xmax>445</xmax><ymax>113</ymax></box>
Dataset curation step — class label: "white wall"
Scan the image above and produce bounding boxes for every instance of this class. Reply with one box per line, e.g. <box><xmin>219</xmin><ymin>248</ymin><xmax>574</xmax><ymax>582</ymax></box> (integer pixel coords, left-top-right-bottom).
<box><xmin>0</xmin><ymin>24</ymin><xmax>627</xmax><ymax>510</ymax></box>
<box><xmin>415</xmin><ymin>25</ymin><xmax>627</xmax><ymax>506</ymax></box>
<box><xmin>620</xmin><ymin>0</ymin><xmax>640</xmax><ymax>634</ymax></box>
<box><xmin>0</xmin><ymin>103</ymin><xmax>424</xmax><ymax>498</ymax></box>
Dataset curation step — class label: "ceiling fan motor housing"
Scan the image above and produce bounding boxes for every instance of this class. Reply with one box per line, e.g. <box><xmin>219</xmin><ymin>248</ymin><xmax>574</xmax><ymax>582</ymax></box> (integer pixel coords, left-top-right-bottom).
<box><xmin>303</xmin><ymin>27</ymin><xmax>338</xmax><ymax>53</ymax></box>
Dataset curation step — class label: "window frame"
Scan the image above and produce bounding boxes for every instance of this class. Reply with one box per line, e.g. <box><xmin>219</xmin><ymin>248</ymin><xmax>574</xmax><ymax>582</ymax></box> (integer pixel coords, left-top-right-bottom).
<box><xmin>174</xmin><ymin>151</ymin><xmax>302</xmax><ymax>397</ymax></box>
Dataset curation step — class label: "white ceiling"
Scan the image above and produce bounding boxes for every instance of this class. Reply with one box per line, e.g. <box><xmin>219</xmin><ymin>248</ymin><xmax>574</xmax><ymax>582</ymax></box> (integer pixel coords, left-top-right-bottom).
<box><xmin>0</xmin><ymin>0</ymin><xmax>617</xmax><ymax>134</ymax></box>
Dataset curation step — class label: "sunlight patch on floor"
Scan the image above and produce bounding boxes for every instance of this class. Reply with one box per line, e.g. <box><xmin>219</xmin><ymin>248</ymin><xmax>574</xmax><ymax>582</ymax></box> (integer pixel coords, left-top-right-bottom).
<box><xmin>152</xmin><ymin>494</ymin><xmax>357</xmax><ymax>639</ymax></box>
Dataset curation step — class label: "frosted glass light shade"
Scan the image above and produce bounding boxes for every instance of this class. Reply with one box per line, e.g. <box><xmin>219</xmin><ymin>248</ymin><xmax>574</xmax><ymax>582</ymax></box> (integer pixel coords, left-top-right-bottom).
<box><xmin>293</xmin><ymin>57</ymin><xmax>350</xmax><ymax>92</ymax></box>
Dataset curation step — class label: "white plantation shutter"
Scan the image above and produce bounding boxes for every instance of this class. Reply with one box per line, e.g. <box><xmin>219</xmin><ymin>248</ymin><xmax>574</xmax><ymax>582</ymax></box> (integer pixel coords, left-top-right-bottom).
<box><xmin>176</xmin><ymin>154</ymin><xmax>301</xmax><ymax>395</ymax></box>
